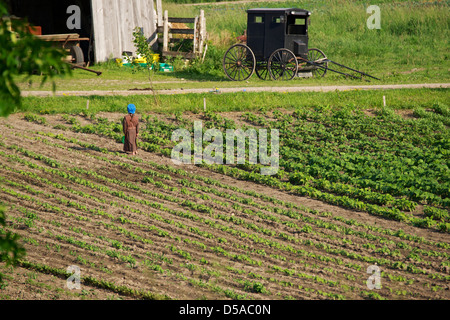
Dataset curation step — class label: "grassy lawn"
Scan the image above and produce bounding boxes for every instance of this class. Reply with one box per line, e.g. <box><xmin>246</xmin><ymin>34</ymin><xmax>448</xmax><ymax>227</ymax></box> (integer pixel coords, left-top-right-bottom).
<box><xmin>20</xmin><ymin>88</ymin><xmax>448</xmax><ymax>115</ymax></box>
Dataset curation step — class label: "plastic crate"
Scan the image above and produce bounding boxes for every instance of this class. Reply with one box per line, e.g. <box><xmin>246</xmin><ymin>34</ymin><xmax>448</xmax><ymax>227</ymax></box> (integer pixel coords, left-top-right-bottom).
<box><xmin>159</xmin><ymin>63</ymin><xmax>173</xmax><ymax>72</ymax></box>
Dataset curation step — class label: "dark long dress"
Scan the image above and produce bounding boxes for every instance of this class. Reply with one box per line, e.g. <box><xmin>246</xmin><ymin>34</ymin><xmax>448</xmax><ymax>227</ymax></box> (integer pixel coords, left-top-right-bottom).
<box><xmin>123</xmin><ymin>114</ymin><xmax>139</xmax><ymax>154</ymax></box>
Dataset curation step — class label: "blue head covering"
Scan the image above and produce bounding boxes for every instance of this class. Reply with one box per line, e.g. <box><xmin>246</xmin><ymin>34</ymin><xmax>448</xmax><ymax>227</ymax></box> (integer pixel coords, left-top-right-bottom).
<box><xmin>127</xmin><ymin>104</ymin><xmax>136</xmax><ymax>114</ymax></box>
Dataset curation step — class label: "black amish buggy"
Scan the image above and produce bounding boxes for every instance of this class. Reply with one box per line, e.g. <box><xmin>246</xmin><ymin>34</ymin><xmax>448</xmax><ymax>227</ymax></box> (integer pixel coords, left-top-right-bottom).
<box><xmin>223</xmin><ymin>8</ymin><xmax>379</xmax><ymax>81</ymax></box>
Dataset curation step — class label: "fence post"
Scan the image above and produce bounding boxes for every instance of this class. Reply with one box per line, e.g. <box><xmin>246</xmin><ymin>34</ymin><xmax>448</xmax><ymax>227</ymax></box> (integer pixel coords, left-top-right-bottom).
<box><xmin>199</xmin><ymin>10</ymin><xmax>205</xmax><ymax>55</ymax></box>
<box><xmin>163</xmin><ymin>10</ymin><xmax>169</xmax><ymax>53</ymax></box>
<box><xmin>156</xmin><ymin>0</ymin><xmax>163</xmax><ymax>29</ymax></box>
<box><xmin>193</xmin><ymin>16</ymin><xmax>199</xmax><ymax>54</ymax></box>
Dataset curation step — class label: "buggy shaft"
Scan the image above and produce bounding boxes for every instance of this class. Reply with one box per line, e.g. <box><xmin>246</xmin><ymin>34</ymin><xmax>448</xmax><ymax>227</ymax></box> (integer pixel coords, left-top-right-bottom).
<box><xmin>324</xmin><ymin>59</ymin><xmax>380</xmax><ymax>80</ymax></box>
<box><xmin>303</xmin><ymin>59</ymin><xmax>369</xmax><ymax>81</ymax></box>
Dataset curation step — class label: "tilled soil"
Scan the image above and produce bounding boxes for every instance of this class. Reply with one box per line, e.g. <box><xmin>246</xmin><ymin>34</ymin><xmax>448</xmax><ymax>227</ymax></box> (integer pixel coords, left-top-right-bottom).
<box><xmin>0</xmin><ymin>113</ymin><xmax>448</xmax><ymax>300</ymax></box>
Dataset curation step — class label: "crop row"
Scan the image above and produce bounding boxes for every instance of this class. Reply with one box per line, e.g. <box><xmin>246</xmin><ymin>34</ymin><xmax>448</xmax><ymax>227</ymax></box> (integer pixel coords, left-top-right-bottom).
<box><xmin>1</xmin><ymin>141</ymin><xmax>447</xmax><ymax>284</ymax></box>
<box><xmin>242</xmin><ymin>111</ymin><xmax>449</xmax><ymax>204</ymax></box>
<box><xmin>19</xmin><ymin>260</ymin><xmax>169</xmax><ymax>300</ymax></box>
<box><xmin>23</xmin><ymin>115</ymin><xmax>449</xmax><ymax>232</ymax></box>
<box><xmin>0</xmin><ymin>177</ymin><xmax>271</xmax><ymax>299</ymax></box>
<box><xmin>206</xmin><ymin>163</ymin><xmax>449</xmax><ymax>232</ymax></box>
<box><xmin>0</xmin><ymin>172</ymin><xmax>364</xmax><ymax>300</ymax></box>
<box><xmin>10</xmin><ymin>127</ymin><xmax>450</xmax><ymax>270</ymax></box>
<box><xmin>13</xmin><ymin>216</ymin><xmax>258</xmax><ymax>300</ymax></box>
<box><xmin>140</xmin><ymin>114</ymin><xmax>450</xmax><ymax>227</ymax></box>
<box><xmin>25</xmin><ymin>130</ymin><xmax>450</xmax><ymax>251</ymax></box>
<box><xmin>0</xmin><ymin>148</ymin><xmax>358</xmax><ymax>290</ymax></box>
<box><xmin>3</xmin><ymin>126</ymin><xmax>450</xmax><ymax>298</ymax></box>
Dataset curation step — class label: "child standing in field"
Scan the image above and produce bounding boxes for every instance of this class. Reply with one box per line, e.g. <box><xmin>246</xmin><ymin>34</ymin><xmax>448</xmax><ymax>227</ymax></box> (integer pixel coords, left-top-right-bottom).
<box><xmin>123</xmin><ymin>104</ymin><xmax>139</xmax><ymax>156</ymax></box>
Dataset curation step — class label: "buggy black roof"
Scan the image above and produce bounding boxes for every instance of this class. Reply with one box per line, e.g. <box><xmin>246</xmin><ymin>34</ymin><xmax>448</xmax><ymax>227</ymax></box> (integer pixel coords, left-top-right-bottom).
<box><xmin>247</xmin><ymin>8</ymin><xmax>311</xmax><ymax>15</ymax></box>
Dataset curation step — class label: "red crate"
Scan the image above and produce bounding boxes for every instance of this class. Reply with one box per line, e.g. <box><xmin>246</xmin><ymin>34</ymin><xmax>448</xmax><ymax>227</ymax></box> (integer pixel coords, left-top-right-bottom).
<box><xmin>27</xmin><ymin>26</ymin><xmax>42</xmax><ymax>35</ymax></box>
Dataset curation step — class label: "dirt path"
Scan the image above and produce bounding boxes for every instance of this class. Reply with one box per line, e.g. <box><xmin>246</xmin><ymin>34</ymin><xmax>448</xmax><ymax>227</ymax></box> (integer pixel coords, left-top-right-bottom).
<box><xmin>20</xmin><ymin>83</ymin><xmax>450</xmax><ymax>97</ymax></box>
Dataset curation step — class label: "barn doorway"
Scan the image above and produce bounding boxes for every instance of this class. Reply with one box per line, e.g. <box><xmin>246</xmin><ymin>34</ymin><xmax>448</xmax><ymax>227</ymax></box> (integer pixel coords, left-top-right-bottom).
<box><xmin>6</xmin><ymin>0</ymin><xmax>94</xmax><ymax>64</ymax></box>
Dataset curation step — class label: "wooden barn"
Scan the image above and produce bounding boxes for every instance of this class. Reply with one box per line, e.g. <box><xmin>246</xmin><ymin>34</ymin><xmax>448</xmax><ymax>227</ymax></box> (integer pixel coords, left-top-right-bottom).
<box><xmin>5</xmin><ymin>0</ymin><xmax>157</xmax><ymax>64</ymax></box>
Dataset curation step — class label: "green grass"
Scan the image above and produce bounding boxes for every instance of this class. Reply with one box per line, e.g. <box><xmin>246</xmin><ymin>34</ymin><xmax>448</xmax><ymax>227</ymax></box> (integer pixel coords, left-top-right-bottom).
<box><xmin>19</xmin><ymin>88</ymin><xmax>448</xmax><ymax>115</ymax></box>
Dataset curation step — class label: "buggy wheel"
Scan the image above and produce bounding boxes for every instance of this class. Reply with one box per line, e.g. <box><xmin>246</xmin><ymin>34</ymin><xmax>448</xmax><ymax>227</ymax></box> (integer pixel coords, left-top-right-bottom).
<box><xmin>255</xmin><ymin>61</ymin><xmax>269</xmax><ymax>80</ymax></box>
<box><xmin>70</xmin><ymin>45</ymin><xmax>85</xmax><ymax>66</ymax></box>
<box><xmin>223</xmin><ymin>44</ymin><xmax>255</xmax><ymax>81</ymax></box>
<box><xmin>307</xmin><ymin>48</ymin><xmax>328</xmax><ymax>78</ymax></box>
<box><xmin>268</xmin><ymin>48</ymin><xmax>298</xmax><ymax>80</ymax></box>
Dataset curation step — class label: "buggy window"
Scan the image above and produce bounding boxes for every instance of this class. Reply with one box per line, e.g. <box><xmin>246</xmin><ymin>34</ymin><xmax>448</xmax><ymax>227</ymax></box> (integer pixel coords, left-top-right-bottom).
<box><xmin>287</xmin><ymin>16</ymin><xmax>307</xmax><ymax>34</ymax></box>
<box><xmin>254</xmin><ymin>16</ymin><xmax>264</xmax><ymax>23</ymax></box>
<box><xmin>272</xmin><ymin>17</ymin><xmax>281</xmax><ymax>23</ymax></box>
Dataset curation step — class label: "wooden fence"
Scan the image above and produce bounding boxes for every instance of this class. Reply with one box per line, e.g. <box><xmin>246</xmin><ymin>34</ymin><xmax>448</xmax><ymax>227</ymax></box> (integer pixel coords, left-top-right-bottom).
<box><xmin>155</xmin><ymin>0</ymin><xmax>207</xmax><ymax>59</ymax></box>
